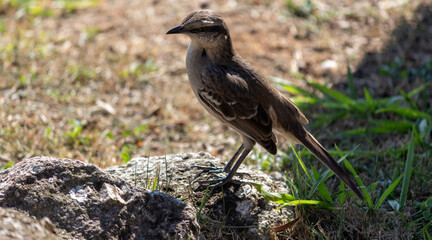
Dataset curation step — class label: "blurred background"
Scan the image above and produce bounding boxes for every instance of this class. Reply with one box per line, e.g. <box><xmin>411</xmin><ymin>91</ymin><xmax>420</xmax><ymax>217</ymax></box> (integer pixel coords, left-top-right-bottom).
<box><xmin>1</xmin><ymin>0</ymin><xmax>429</xmax><ymax>167</ymax></box>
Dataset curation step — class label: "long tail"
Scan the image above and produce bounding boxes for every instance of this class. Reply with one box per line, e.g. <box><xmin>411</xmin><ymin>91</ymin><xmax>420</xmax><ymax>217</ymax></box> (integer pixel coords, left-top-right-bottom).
<box><xmin>296</xmin><ymin>129</ymin><xmax>364</xmax><ymax>200</ymax></box>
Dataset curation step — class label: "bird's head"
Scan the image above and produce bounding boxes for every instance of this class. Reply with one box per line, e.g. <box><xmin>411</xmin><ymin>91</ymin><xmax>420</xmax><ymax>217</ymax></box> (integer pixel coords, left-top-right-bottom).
<box><xmin>166</xmin><ymin>10</ymin><xmax>232</xmax><ymax>49</ymax></box>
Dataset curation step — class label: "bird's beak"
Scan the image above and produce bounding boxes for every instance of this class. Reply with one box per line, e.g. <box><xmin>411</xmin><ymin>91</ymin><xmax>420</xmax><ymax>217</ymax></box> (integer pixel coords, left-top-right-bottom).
<box><xmin>166</xmin><ymin>25</ymin><xmax>184</xmax><ymax>35</ymax></box>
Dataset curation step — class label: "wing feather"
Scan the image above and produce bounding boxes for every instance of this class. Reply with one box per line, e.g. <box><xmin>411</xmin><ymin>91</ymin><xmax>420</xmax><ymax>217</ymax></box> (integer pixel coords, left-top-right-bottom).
<box><xmin>198</xmin><ymin>64</ymin><xmax>277</xmax><ymax>154</ymax></box>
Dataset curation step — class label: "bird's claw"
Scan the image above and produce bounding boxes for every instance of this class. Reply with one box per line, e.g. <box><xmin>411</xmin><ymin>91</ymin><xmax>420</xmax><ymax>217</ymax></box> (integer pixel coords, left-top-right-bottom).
<box><xmin>193</xmin><ymin>163</ymin><xmax>252</xmax><ymax>180</ymax></box>
<box><xmin>193</xmin><ymin>162</ymin><xmax>221</xmax><ymax>170</ymax></box>
<box><xmin>193</xmin><ymin>163</ymin><xmax>225</xmax><ymax>180</ymax></box>
<box><xmin>196</xmin><ymin>177</ymin><xmax>247</xmax><ymax>187</ymax></box>
<box><xmin>193</xmin><ymin>165</ymin><xmax>252</xmax><ymax>188</ymax></box>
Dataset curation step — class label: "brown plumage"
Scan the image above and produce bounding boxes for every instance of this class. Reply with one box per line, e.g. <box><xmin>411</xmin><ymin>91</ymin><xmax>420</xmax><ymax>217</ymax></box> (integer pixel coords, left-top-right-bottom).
<box><xmin>167</xmin><ymin>10</ymin><xmax>364</xmax><ymax>200</ymax></box>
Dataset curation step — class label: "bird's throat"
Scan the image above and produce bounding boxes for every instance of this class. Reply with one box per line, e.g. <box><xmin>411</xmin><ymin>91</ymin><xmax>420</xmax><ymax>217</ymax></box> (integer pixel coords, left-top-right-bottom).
<box><xmin>189</xmin><ymin>36</ymin><xmax>235</xmax><ymax>64</ymax></box>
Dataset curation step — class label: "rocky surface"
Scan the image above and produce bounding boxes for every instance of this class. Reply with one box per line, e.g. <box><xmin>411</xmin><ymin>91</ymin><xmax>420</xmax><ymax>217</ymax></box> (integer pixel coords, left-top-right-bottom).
<box><xmin>0</xmin><ymin>156</ymin><xmax>199</xmax><ymax>240</ymax></box>
<box><xmin>106</xmin><ymin>152</ymin><xmax>293</xmax><ymax>239</ymax></box>
<box><xmin>0</xmin><ymin>207</ymin><xmax>60</xmax><ymax>240</ymax></box>
<box><xmin>0</xmin><ymin>153</ymin><xmax>293</xmax><ymax>239</ymax></box>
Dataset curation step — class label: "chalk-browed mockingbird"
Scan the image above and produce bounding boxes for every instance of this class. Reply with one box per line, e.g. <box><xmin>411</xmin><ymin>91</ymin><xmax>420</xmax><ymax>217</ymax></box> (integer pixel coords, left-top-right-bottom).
<box><xmin>167</xmin><ymin>10</ymin><xmax>363</xmax><ymax>200</ymax></box>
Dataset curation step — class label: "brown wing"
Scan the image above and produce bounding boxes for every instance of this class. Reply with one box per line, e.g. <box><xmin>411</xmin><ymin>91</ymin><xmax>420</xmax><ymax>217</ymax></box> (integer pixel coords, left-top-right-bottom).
<box><xmin>198</xmin><ymin>63</ymin><xmax>277</xmax><ymax>154</ymax></box>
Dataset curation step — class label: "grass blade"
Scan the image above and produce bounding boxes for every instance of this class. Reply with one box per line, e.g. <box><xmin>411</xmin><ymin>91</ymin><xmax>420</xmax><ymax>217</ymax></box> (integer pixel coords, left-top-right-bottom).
<box><xmin>307</xmin><ymin>147</ymin><xmax>357</xmax><ymax>199</ymax></box>
<box><xmin>344</xmin><ymin>159</ymin><xmax>370</xmax><ymax>204</ymax></box>
<box><xmin>286</xmin><ymin>176</ymin><xmax>302</xmax><ymax>198</ymax></box>
<box><xmin>374</xmin><ymin>173</ymin><xmax>404</xmax><ymax>210</ymax></box>
<box><xmin>347</xmin><ymin>65</ymin><xmax>356</xmax><ymax>100</ymax></box>
<box><xmin>406</xmin><ymin>82</ymin><xmax>430</xmax><ymax>98</ymax></box>
<box><xmin>342</xmin><ymin>120</ymin><xmax>414</xmax><ymax>136</ymax></box>
<box><xmin>292</xmin><ymin>145</ymin><xmax>313</xmax><ymax>182</ymax></box>
<box><xmin>197</xmin><ymin>186</ymin><xmax>212</xmax><ymax>220</ymax></box>
<box><xmin>278</xmin><ymin>199</ymin><xmax>332</xmax><ymax>209</ymax></box>
<box><xmin>399</xmin><ymin>130</ymin><xmax>416</xmax><ymax>210</ymax></box>
<box><xmin>312</xmin><ymin>167</ymin><xmax>332</xmax><ymax>202</ymax></box>
<box><xmin>376</xmin><ymin>107</ymin><xmax>432</xmax><ymax>121</ymax></box>
<box><xmin>423</xmin><ymin>221</ymin><xmax>432</xmax><ymax>240</ymax></box>
<box><xmin>308</xmin><ymin>81</ymin><xmax>355</xmax><ymax>105</ymax></box>
<box><xmin>363</xmin><ymin>88</ymin><xmax>377</xmax><ymax>112</ymax></box>
<box><xmin>370</xmin><ymin>120</ymin><xmax>414</xmax><ymax>132</ymax></box>
<box><xmin>151</xmin><ymin>164</ymin><xmax>160</xmax><ymax>191</ymax></box>
<box><xmin>399</xmin><ymin>89</ymin><xmax>418</xmax><ymax>111</ymax></box>
<box><xmin>338</xmin><ymin>181</ymin><xmax>346</xmax><ymax>205</ymax></box>
<box><xmin>271</xmin><ymin>77</ymin><xmax>318</xmax><ymax>99</ymax></box>
<box><xmin>251</xmin><ymin>182</ymin><xmax>297</xmax><ymax>203</ymax></box>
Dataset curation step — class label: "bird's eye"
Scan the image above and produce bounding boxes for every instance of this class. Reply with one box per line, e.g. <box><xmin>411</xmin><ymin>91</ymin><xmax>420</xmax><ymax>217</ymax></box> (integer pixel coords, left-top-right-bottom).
<box><xmin>191</xmin><ymin>26</ymin><xmax>223</xmax><ymax>33</ymax></box>
<box><xmin>194</xmin><ymin>27</ymin><xmax>206</xmax><ymax>33</ymax></box>
<box><xmin>207</xmin><ymin>26</ymin><xmax>223</xmax><ymax>32</ymax></box>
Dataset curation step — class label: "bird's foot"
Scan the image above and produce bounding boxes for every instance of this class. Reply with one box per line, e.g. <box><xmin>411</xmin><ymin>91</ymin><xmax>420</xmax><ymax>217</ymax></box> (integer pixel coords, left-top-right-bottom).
<box><xmin>193</xmin><ymin>162</ymin><xmax>251</xmax><ymax>186</ymax></box>
<box><xmin>193</xmin><ymin>162</ymin><xmax>224</xmax><ymax>172</ymax></box>
<box><xmin>196</xmin><ymin>177</ymin><xmax>248</xmax><ymax>187</ymax></box>
<box><xmin>193</xmin><ymin>162</ymin><xmax>225</xmax><ymax>180</ymax></box>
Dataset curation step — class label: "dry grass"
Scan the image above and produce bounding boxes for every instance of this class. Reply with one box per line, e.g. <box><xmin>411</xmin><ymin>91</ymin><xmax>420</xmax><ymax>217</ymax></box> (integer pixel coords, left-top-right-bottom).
<box><xmin>0</xmin><ymin>0</ymin><xmax>426</xmax><ymax>166</ymax></box>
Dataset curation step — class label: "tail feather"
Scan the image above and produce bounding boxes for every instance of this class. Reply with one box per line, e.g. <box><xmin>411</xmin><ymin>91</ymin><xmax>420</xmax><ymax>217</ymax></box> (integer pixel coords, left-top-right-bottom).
<box><xmin>296</xmin><ymin>130</ymin><xmax>364</xmax><ymax>200</ymax></box>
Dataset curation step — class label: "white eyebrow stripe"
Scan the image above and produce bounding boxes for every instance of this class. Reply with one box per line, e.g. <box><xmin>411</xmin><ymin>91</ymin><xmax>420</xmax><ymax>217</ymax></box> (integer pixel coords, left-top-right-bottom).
<box><xmin>202</xmin><ymin>20</ymin><xmax>214</xmax><ymax>24</ymax></box>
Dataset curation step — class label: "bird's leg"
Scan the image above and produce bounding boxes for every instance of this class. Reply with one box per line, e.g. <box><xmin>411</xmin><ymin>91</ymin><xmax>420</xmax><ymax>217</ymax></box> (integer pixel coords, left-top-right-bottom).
<box><xmin>197</xmin><ymin>145</ymin><xmax>253</xmax><ymax>187</ymax></box>
<box><xmin>193</xmin><ymin>144</ymin><xmax>244</xmax><ymax>180</ymax></box>
<box><xmin>223</xmin><ymin>144</ymin><xmax>245</xmax><ymax>172</ymax></box>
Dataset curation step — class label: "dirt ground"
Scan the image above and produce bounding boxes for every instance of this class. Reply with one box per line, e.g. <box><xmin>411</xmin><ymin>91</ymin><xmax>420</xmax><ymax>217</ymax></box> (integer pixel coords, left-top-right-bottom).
<box><xmin>1</xmin><ymin>0</ymin><xmax>430</xmax><ymax>167</ymax></box>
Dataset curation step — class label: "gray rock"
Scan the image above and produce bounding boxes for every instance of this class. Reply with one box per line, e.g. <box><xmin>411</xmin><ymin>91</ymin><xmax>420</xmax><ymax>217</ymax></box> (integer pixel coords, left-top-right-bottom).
<box><xmin>106</xmin><ymin>152</ymin><xmax>293</xmax><ymax>239</ymax></box>
<box><xmin>0</xmin><ymin>156</ymin><xmax>199</xmax><ymax>240</ymax></box>
<box><xmin>0</xmin><ymin>207</ymin><xmax>60</xmax><ymax>240</ymax></box>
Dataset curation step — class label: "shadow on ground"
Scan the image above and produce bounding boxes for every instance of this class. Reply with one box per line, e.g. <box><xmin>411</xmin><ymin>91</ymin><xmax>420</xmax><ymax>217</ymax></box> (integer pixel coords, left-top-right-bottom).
<box><xmin>337</xmin><ymin>3</ymin><xmax>432</xmax><ymax>100</ymax></box>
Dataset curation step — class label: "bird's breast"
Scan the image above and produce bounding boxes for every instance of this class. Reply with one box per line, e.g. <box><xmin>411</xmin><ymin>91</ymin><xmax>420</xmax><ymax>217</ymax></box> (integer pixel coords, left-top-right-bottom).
<box><xmin>186</xmin><ymin>43</ymin><xmax>209</xmax><ymax>90</ymax></box>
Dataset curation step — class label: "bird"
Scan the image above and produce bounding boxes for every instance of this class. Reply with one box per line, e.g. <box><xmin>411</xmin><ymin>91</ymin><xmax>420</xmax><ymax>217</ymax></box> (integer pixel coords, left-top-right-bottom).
<box><xmin>166</xmin><ymin>9</ymin><xmax>364</xmax><ymax>200</ymax></box>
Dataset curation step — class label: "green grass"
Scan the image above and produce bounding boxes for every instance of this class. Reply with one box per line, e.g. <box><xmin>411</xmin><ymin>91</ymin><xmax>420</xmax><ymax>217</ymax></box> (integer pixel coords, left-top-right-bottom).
<box><xmin>285</xmin><ymin>0</ymin><xmax>316</xmax><ymax>19</ymax></box>
<box><xmin>260</xmin><ymin>63</ymin><xmax>432</xmax><ymax>237</ymax></box>
<box><xmin>272</xmin><ymin>72</ymin><xmax>430</xmax><ymax>141</ymax></box>
<box><xmin>0</xmin><ymin>0</ymin><xmax>101</xmax><ymax>16</ymax></box>
<box><xmin>0</xmin><ymin>161</ymin><xmax>14</xmax><ymax>170</ymax></box>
